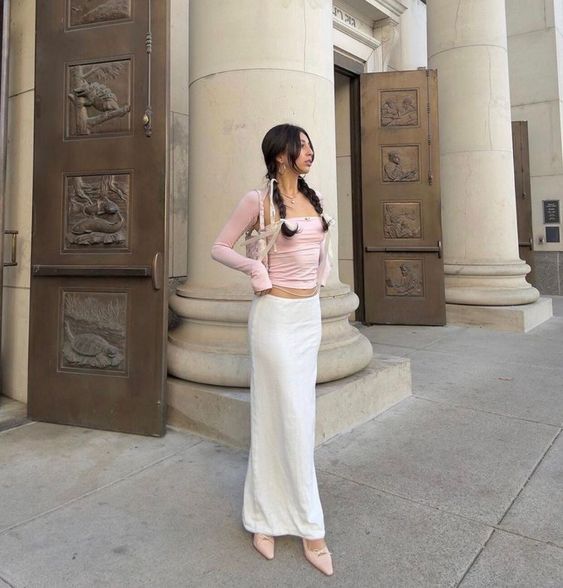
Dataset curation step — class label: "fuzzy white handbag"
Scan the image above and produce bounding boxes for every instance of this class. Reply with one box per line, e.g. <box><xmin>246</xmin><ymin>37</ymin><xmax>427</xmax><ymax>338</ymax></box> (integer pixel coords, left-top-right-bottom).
<box><xmin>244</xmin><ymin>181</ymin><xmax>284</xmax><ymax>267</ymax></box>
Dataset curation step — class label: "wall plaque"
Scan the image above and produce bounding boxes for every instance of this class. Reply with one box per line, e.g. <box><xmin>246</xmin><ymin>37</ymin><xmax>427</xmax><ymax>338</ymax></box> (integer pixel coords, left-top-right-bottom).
<box><xmin>543</xmin><ymin>200</ymin><xmax>560</xmax><ymax>224</ymax></box>
<box><xmin>545</xmin><ymin>226</ymin><xmax>560</xmax><ymax>243</ymax></box>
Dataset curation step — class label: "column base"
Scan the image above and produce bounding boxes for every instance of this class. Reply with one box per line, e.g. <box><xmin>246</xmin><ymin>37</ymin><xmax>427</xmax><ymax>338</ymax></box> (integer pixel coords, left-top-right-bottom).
<box><xmin>446</xmin><ymin>296</ymin><xmax>553</xmax><ymax>332</ymax></box>
<box><xmin>444</xmin><ymin>260</ymin><xmax>540</xmax><ymax>305</ymax></box>
<box><xmin>168</xmin><ymin>284</ymin><xmax>373</xmax><ymax>386</ymax></box>
<box><xmin>167</xmin><ymin>353</ymin><xmax>411</xmax><ymax>448</ymax></box>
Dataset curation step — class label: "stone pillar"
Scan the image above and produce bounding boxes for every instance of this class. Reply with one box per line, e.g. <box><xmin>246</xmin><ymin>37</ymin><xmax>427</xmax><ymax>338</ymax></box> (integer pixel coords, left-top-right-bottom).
<box><xmin>168</xmin><ymin>0</ymin><xmax>372</xmax><ymax>387</ymax></box>
<box><xmin>428</xmin><ymin>0</ymin><xmax>539</xmax><ymax>305</ymax></box>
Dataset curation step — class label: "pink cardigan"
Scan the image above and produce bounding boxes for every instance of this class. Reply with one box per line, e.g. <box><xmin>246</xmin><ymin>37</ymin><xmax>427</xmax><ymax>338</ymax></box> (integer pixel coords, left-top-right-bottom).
<box><xmin>211</xmin><ymin>189</ymin><xmax>333</xmax><ymax>292</ymax></box>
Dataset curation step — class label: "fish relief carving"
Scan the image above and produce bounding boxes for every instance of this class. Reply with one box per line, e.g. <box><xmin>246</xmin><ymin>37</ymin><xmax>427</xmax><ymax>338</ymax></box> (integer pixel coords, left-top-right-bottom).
<box><xmin>61</xmin><ymin>293</ymin><xmax>126</xmax><ymax>371</ymax></box>
<box><xmin>68</xmin><ymin>61</ymin><xmax>131</xmax><ymax>136</ymax></box>
<box><xmin>66</xmin><ymin>174</ymin><xmax>128</xmax><ymax>248</ymax></box>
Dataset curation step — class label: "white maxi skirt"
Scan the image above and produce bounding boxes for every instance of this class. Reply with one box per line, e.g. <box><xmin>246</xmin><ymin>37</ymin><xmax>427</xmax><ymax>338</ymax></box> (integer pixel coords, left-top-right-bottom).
<box><xmin>242</xmin><ymin>292</ymin><xmax>325</xmax><ymax>539</ymax></box>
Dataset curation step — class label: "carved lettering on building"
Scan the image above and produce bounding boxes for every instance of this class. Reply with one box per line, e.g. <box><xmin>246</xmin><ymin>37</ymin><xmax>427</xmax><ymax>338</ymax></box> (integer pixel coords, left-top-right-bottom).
<box><xmin>64</xmin><ymin>173</ymin><xmax>129</xmax><ymax>250</ymax></box>
<box><xmin>66</xmin><ymin>59</ymin><xmax>131</xmax><ymax>137</ymax></box>
<box><xmin>381</xmin><ymin>145</ymin><xmax>420</xmax><ymax>183</ymax></box>
<box><xmin>61</xmin><ymin>291</ymin><xmax>127</xmax><ymax>372</ymax></box>
<box><xmin>333</xmin><ymin>6</ymin><xmax>357</xmax><ymax>28</ymax></box>
<box><xmin>383</xmin><ymin>202</ymin><xmax>422</xmax><ymax>239</ymax></box>
<box><xmin>380</xmin><ymin>90</ymin><xmax>419</xmax><ymax>127</ymax></box>
<box><xmin>384</xmin><ymin>260</ymin><xmax>424</xmax><ymax>297</ymax></box>
<box><xmin>68</xmin><ymin>0</ymin><xmax>132</xmax><ymax>28</ymax></box>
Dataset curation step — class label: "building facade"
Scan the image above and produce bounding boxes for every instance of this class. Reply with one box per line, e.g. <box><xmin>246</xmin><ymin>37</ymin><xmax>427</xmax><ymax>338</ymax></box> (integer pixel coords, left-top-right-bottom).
<box><xmin>0</xmin><ymin>1</ymin><xmax>555</xmax><ymax>441</ymax></box>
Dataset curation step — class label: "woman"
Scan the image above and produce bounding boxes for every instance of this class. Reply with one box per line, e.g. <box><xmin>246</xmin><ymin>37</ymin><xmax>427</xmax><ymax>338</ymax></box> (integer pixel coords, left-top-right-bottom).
<box><xmin>211</xmin><ymin>123</ymin><xmax>334</xmax><ymax>576</ymax></box>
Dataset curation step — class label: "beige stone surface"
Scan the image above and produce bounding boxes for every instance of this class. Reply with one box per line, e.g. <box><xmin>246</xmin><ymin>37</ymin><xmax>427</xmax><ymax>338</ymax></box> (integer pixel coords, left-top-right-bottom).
<box><xmin>507</xmin><ymin>0</ymin><xmax>563</xmax><ymax>255</ymax></box>
<box><xmin>189</xmin><ymin>0</ymin><xmax>334</xmax><ymax>85</ymax></box>
<box><xmin>170</xmin><ymin>0</ymin><xmax>189</xmax><ymax>116</ymax></box>
<box><xmin>4</xmin><ymin>89</ymin><xmax>33</xmax><ymax>289</ymax></box>
<box><xmin>1</xmin><ymin>286</ymin><xmax>30</xmax><ymax>402</ymax></box>
<box><xmin>446</xmin><ymin>296</ymin><xmax>553</xmax><ymax>332</ymax></box>
<box><xmin>508</xmin><ymin>29</ymin><xmax>559</xmax><ymax>106</ymax></box>
<box><xmin>7</xmin><ymin>0</ymin><xmax>35</xmax><ymax>97</ymax></box>
<box><xmin>506</xmin><ymin>0</ymin><xmax>552</xmax><ymax>36</ymax></box>
<box><xmin>167</xmin><ymin>353</ymin><xmax>411</xmax><ymax>448</ymax></box>
<box><xmin>428</xmin><ymin>0</ymin><xmax>539</xmax><ymax>306</ymax></box>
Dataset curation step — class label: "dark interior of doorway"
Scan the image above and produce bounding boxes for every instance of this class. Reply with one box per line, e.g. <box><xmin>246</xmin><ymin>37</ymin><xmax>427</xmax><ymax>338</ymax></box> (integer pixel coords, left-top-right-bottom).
<box><xmin>334</xmin><ymin>62</ymin><xmax>365</xmax><ymax>322</ymax></box>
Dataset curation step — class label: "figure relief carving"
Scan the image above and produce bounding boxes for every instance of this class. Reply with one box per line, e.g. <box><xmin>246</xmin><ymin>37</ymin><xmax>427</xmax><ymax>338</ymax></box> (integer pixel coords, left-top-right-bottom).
<box><xmin>381</xmin><ymin>90</ymin><xmax>418</xmax><ymax>127</ymax></box>
<box><xmin>65</xmin><ymin>174</ymin><xmax>129</xmax><ymax>249</ymax></box>
<box><xmin>61</xmin><ymin>292</ymin><xmax>127</xmax><ymax>371</ymax></box>
<box><xmin>67</xmin><ymin>60</ymin><xmax>131</xmax><ymax>137</ymax></box>
<box><xmin>384</xmin><ymin>260</ymin><xmax>424</xmax><ymax>297</ymax></box>
<box><xmin>383</xmin><ymin>202</ymin><xmax>422</xmax><ymax>239</ymax></box>
<box><xmin>382</xmin><ymin>146</ymin><xmax>419</xmax><ymax>183</ymax></box>
<box><xmin>69</xmin><ymin>0</ymin><xmax>131</xmax><ymax>27</ymax></box>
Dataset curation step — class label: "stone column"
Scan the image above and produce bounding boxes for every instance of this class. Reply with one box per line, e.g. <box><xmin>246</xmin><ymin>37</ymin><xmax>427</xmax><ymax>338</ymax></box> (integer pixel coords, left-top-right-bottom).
<box><xmin>428</xmin><ymin>0</ymin><xmax>539</xmax><ymax>305</ymax></box>
<box><xmin>168</xmin><ymin>0</ymin><xmax>372</xmax><ymax>387</ymax></box>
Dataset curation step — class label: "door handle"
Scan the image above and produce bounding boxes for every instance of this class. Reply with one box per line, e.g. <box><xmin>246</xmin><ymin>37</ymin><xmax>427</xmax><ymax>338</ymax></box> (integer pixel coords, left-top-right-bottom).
<box><xmin>151</xmin><ymin>251</ymin><xmax>162</xmax><ymax>290</ymax></box>
<box><xmin>4</xmin><ymin>230</ymin><xmax>18</xmax><ymax>267</ymax></box>
<box><xmin>365</xmin><ymin>243</ymin><xmax>442</xmax><ymax>256</ymax></box>
<box><xmin>32</xmin><ymin>265</ymin><xmax>152</xmax><ymax>277</ymax></box>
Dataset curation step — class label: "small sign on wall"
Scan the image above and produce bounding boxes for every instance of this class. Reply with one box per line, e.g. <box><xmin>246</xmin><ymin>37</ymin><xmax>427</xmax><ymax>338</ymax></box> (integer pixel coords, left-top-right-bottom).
<box><xmin>545</xmin><ymin>226</ymin><xmax>560</xmax><ymax>243</ymax></box>
<box><xmin>543</xmin><ymin>200</ymin><xmax>560</xmax><ymax>224</ymax></box>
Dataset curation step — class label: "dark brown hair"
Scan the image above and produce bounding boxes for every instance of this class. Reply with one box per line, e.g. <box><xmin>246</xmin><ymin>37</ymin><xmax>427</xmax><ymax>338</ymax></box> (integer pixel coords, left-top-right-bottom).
<box><xmin>261</xmin><ymin>124</ymin><xmax>328</xmax><ymax>236</ymax></box>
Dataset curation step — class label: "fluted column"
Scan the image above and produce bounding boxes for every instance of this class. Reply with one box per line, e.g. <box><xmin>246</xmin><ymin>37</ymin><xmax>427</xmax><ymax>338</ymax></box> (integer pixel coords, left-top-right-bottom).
<box><xmin>168</xmin><ymin>0</ymin><xmax>372</xmax><ymax>386</ymax></box>
<box><xmin>428</xmin><ymin>0</ymin><xmax>539</xmax><ymax>305</ymax></box>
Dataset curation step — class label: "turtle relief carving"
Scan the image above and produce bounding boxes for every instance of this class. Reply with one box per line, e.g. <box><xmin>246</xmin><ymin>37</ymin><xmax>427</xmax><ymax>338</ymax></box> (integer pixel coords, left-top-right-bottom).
<box><xmin>69</xmin><ymin>0</ymin><xmax>131</xmax><ymax>27</ymax></box>
<box><xmin>67</xmin><ymin>60</ymin><xmax>131</xmax><ymax>137</ymax></box>
<box><xmin>65</xmin><ymin>174</ymin><xmax>129</xmax><ymax>249</ymax></box>
<box><xmin>61</xmin><ymin>292</ymin><xmax>127</xmax><ymax>372</ymax></box>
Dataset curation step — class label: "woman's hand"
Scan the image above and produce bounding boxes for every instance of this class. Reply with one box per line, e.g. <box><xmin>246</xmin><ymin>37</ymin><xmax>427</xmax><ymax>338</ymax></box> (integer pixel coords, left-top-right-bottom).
<box><xmin>255</xmin><ymin>288</ymin><xmax>272</xmax><ymax>296</ymax></box>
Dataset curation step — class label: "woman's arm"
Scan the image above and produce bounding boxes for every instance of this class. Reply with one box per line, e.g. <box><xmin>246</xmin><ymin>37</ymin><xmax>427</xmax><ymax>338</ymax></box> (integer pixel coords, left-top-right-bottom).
<box><xmin>211</xmin><ymin>190</ymin><xmax>273</xmax><ymax>292</ymax></box>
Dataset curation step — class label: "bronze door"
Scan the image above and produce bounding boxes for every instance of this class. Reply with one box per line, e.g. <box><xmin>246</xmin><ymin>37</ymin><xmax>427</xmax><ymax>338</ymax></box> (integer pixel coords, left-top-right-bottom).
<box><xmin>28</xmin><ymin>0</ymin><xmax>168</xmax><ymax>436</ymax></box>
<box><xmin>512</xmin><ymin>121</ymin><xmax>535</xmax><ymax>284</ymax></box>
<box><xmin>360</xmin><ymin>69</ymin><xmax>445</xmax><ymax>325</ymax></box>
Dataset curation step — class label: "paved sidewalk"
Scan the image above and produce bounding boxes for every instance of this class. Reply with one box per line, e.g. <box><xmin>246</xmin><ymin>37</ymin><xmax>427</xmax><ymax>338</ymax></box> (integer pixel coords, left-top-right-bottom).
<box><xmin>1</xmin><ymin>298</ymin><xmax>562</xmax><ymax>587</ymax></box>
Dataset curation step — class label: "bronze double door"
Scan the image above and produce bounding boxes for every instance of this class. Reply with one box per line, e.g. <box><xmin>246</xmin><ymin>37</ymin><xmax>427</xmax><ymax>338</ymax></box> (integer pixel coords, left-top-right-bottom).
<box><xmin>28</xmin><ymin>1</ymin><xmax>168</xmax><ymax>435</ymax></box>
<box><xmin>360</xmin><ymin>70</ymin><xmax>445</xmax><ymax>325</ymax></box>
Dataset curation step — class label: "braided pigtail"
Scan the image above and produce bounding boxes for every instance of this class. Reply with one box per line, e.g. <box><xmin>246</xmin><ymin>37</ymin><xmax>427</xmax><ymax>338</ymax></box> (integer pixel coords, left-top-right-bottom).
<box><xmin>298</xmin><ymin>177</ymin><xmax>329</xmax><ymax>232</ymax></box>
<box><xmin>265</xmin><ymin>168</ymin><xmax>299</xmax><ymax>237</ymax></box>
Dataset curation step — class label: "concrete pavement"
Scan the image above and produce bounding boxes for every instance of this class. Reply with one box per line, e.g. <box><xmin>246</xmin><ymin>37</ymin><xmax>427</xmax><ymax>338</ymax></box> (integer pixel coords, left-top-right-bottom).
<box><xmin>1</xmin><ymin>297</ymin><xmax>562</xmax><ymax>587</ymax></box>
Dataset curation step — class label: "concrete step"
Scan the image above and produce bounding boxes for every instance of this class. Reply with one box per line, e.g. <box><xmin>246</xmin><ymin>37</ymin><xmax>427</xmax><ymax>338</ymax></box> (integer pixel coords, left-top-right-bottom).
<box><xmin>167</xmin><ymin>354</ymin><xmax>412</xmax><ymax>448</ymax></box>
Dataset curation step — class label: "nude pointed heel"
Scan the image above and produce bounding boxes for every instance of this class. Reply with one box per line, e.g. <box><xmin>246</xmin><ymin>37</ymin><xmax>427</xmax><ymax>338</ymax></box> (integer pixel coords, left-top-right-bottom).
<box><xmin>302</xmin><ymin>538</ymin><xmax>334</xmax><ymax>576</ymax></box>
<box><xmin>253</xmin><ymin>533</ymin><xmax>275</xmax><ymax>560</ymax></box>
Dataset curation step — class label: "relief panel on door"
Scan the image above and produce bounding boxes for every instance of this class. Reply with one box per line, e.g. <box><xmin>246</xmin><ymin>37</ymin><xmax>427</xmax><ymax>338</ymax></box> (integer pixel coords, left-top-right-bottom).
<box><xmin>64</xmin><ymin>173</ymin><xmax>130</xmax><ymax>250</ymax></box>
<box><xmin>68</xmin><ymin>0</ymin><xmax>133</xmax><ymax>28</ymax></box>
<box><xmin>383</xmin><ymin>202</ymin><xmax>422</xmax><ymax>239</ymax></box>
<box><xmin>381</xmin><ymin>145</ymin><xmax>419</xmax><ymax>183</ymax></box>
<box><xmin>66</xmin><ymin>58</ymin><xmax>132</xmax><ymax>138</ymax></box>
<box><xmin>380</xmin><ymin>90</ymin><xmax>419</xmax><ymax>127</ymax></box>
<box><xmin>60</xmin><ymin>290</ymin><xmax>128</xmax><ymax>373</ymax></box>
<box><xmin>384</xmin><ymin>259</ymin><xmax>424</xmax><ymax>297</ymax></box>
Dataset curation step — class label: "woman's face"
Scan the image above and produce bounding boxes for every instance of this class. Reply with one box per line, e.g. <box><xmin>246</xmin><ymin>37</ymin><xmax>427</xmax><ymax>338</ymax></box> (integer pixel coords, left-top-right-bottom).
<box><xmin>295</xmin><ymin>132</ymin><xmax>314</xmax><ymax>174</ymax></box>
<box><xmin>278</xmin><ymin>131</ymin><xmax>314</xmax><ymax>175</ymax></box>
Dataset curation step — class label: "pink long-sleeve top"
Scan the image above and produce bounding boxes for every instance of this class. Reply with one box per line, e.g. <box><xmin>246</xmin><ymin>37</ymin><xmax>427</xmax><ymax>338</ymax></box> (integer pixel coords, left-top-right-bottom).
<box><xmin>211</xmin><ymin>189</ymin><xmax>333</xmax><ymax>292</ymax></box>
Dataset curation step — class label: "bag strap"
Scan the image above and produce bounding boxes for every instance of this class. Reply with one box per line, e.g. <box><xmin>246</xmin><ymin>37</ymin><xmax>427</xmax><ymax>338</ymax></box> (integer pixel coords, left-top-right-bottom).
<box><xmin>256</xmin><ymin>189</ymin><xmax>264</xmax><ymax>231</ymax></box>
